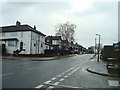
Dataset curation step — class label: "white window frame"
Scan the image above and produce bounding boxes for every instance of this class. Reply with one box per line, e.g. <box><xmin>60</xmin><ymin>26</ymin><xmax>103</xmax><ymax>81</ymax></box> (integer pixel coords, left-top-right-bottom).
<box><xmin>8</xmin><ymin>41</ymin><xmax>17</xmax><ymax>46</ymax></box>
<box><xmin>11</xmin><ymin>32</ymin><xmax>17</xmax><ymax>36</ymax></box>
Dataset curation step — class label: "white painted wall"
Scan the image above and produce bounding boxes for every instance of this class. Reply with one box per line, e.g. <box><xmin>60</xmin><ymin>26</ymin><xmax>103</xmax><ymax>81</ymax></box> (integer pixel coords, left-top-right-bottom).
<box><xmin>19</xmin><ymin>31</ymin><xmax>31</xmax><ymax>54</ymax></box>
<box><xmin>1</xmin><ymin>31</ymin><xmax>31</xmax><ymax>54</ymax></box>
<box><xmin>31</xmin><ymin>32</ymin><xmax>45</xmax><ymax>54</ymax></box>
<box><xmin>1</xmin><ymin>30</ymin><xmax>45</xmax><ymax>54</ymax></box>
<box><xmin>52</xmin><ymin>40</ymin><xmax>61</xmax><ymax>45</ymax></box>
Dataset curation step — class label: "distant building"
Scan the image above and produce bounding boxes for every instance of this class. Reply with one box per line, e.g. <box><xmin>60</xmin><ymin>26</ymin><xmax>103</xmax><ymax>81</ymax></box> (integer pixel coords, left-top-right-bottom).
<box><xmin>45</xmin><ymin>36</ymin><xmax>62</xmax><ymax>50</ymax></box>
<box><xmin>0</xmin><ymin>21</ymin><xmax>46</xmax><ymax>54</ymax></box>
<box><xmin>87</xmin><ymin>46</ymin><xmax>95</xmax><ymax>54</ymax></box>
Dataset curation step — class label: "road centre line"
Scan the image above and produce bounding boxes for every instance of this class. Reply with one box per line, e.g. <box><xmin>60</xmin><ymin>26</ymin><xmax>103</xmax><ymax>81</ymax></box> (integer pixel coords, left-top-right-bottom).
<box><xmin>35</xmin><ymin>66</ymin><xmax>81</xmax><ymax>88</ymax></box>
<box><xmin>47</xmin><ymin>86</ymin><xmax>54</xmax><ymax>89</ymax></box>
<box><xmin>46</xmin><ymin>83</ymin><xmax>81</xmax><ymax>88</ymax></box>
<box><xmin>59</xmin><ymin>78</ymin><xmax>64</xmax><ymax>81</ymax></box>
<box><xmin>35</xmin><ymin>85</ymin><xmax>44</xmax><ymax>88</ymax></box>
<box><xmin>61</xmin><ymin>73</ymin><xmax>65</xmax><ymax>75</ymax></box>
<box><xmin>79</xmin><ymin>59</ymin><xmax>88</xmax><ymax>66</ymax></box>
<box><xmin>64</xmin><ymin>75</ymin><xmax>68</xmax><ymax>78</ymax></box>
<box><xmin>67</xmin><ymin>73</ymin><xmax>72</xmax><ymax>76</ymax></box>
<box><xmin>64</xmin><ymin>66</ymin><xmax>76</xmax><ymax>73</ymax></box>
<box><xmin>53</xmin><ymin>82</ymin><xmax>60</xmax><ymax>85</ymax></box>
<box><xmin>51</xmin><ymin>77</ymin><xmax>57</xmax><ymax>80</ymax></box>
<box><xmin>57</xmin><ymin>75</ymin><xmax>61</xmax><ymax>77</ymax></box>
<box><xmin>44</xmin><ymin>81</ymin><xmax>52</xmax><ymax>84</ymax></box>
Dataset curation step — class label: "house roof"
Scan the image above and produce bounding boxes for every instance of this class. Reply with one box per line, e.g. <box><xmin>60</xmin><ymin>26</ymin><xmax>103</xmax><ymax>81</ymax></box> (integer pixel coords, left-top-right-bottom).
<box><xmin>0</xmin><ymin>38</ymin><xmax>18</xmax><ymax>41</ymax></box>
<box><xmin>61</xmin><ymin>40</ymin><xmax>69</xmax><ymax>43</ymax></box>
<box><xmin>0</xmin><ymin>24</ymin><xmax>46</xmax><ymax>36</ymax></box>
<box><xmin>46</xmin><ymin>36</ymin><xmax>61</xmax><ymax>40</ymax></box>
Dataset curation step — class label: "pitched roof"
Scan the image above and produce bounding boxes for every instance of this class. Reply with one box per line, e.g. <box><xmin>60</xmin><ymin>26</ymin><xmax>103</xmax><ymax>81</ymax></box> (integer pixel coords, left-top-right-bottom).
<box><xmin>0</xmin><ymin>38</ymin><xmax>18</xmax><ymax>41</ymax></box>
<box><xmin>46</xmin><ymin>36</ymin><xmax>61</xmax><ymax>40</ymax></box>
<box><xmin>0</xmin><ymin>24</ymin><xmax>46</xmax><ymax>36</ymax></box>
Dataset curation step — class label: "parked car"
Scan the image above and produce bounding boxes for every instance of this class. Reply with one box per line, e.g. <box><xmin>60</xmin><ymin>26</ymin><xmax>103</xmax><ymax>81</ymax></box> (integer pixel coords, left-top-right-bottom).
<box><xmin>100</xmin><ymin>45</ymin><xmax>117</xmax><ymax>61</ymax></box>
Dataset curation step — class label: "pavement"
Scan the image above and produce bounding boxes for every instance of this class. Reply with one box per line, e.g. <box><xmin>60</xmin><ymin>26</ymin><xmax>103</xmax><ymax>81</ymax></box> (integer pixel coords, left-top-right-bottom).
<box><xmin>87</xmin><ymin>55</ymin><xmax>120</xmax><ymax>78</ymax></box>
<box><xmin>1</xmin><ymin>54</ymin><xmax>75</xmax><ymax>61</ymax></box>
<box><xmin>1</xmin><ymin>55</ymin><xmax>58</xmax><ymax>61</ymax></box>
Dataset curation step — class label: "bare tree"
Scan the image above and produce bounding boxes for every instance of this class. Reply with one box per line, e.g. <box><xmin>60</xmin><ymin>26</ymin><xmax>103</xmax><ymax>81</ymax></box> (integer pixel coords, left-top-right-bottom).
<box><xmin>55</xmin><ymin>22</ymin><xmax>76</xmax><ymax>43</ymax></box>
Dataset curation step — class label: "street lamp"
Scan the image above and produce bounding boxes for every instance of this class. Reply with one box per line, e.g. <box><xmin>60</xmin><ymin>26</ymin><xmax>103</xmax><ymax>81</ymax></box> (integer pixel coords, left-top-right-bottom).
<box><xmin>95</xmin><ymin>38</ymin><xmax>97</xmax><ymax>56</ymax></box>
<box><xmin>96</xmin><ymin>34</ymin><xmax>101</xmax><ymax>62</ymax></box>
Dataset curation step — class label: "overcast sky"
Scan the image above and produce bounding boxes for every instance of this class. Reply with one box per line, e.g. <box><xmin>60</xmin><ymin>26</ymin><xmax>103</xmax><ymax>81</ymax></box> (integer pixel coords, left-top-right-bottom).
<box><xmin>0</xmin><ymin>0</ymin><xmax>118</xmax><ymax>48</ymax></box>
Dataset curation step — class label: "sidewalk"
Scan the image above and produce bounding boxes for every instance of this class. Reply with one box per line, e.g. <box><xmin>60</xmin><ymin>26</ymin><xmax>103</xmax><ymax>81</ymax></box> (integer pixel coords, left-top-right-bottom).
<box><xmin>1</xmin><ymin>56</ymin><xmax>58</xmax><ymax>61</ymax></box>
<box><xmin>1</xmin><ymin>54</ymin><xmax>75</xmax><ymax>61</ymax></box>
<box><xmin>87</xmin><ymin>55</ymin><xmax>120</xmax><ymax>78</ymax></box>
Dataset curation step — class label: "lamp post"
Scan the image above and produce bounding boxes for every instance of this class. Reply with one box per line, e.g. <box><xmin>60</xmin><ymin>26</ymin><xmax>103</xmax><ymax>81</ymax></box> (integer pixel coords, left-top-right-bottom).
<box><xmin>96</xmin><ymin>34</ymin><xmax>100</xmax><ymax>62</ymax></box>
<box><xmin>95</xmin><ymin>38</ymin><xmax>97</xmax><ymax>56</ymax></box>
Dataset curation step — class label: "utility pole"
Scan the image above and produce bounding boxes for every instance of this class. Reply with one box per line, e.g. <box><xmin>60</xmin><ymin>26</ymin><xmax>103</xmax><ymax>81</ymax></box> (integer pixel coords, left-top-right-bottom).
<box><xmin>95</xmin><ymin>38</ymin><xmax>97</xmax><ymax>56</ymax></box>
<box><xmin>96</xmin><ymin>34</ymin><xmax>100</xmax><ymax>62</ymax></box>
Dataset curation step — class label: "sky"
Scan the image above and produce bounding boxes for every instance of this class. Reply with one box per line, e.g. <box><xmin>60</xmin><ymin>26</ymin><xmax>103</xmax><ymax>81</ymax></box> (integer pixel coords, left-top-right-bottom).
<box><xmin>0</xmin><ymin>0</ymin><xmax>119</xmax><ymax>48</ymax></box>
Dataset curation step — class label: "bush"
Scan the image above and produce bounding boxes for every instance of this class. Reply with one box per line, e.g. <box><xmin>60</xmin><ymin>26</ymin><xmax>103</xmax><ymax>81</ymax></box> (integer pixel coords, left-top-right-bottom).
<box><xmin>0</xmin><ymin>44</ymin><xmax>6</xmax><ymax>54</ymax></box>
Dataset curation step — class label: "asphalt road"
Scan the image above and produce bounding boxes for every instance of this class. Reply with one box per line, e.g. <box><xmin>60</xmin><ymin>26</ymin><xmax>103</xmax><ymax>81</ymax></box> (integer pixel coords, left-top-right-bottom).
<box><xmin>1</xmin><ymin>54</ymin><xmax>118</xmax><ymax>89</ymax></box>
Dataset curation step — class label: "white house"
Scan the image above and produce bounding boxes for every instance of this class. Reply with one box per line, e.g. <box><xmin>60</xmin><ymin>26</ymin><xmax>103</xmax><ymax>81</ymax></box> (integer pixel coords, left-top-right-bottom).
<box><xmin>0</xmin><ymin>21</ymin><xmax>46</xmax><ymax>54</ymax></box>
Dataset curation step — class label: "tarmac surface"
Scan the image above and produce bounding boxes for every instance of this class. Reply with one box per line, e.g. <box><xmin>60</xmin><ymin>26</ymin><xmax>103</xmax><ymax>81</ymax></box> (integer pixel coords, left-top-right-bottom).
<box><xmin>1</xmin><ymin>54</ymin><xmax>120</xmax><ymax>89</ymax></box>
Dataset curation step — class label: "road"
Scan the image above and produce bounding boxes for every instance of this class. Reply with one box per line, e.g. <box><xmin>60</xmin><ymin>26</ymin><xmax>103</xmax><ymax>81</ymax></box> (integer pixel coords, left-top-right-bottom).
<box><xmin>1</xmin><ymin>54</ymin><xmax>118</xmax><ymax>89</ymax></box>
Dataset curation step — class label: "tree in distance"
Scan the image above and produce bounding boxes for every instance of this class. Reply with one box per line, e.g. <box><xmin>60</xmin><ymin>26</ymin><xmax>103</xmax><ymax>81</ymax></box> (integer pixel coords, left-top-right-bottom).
<box><xmin>55</xmin><ymin>22</ymin><xmax>76</xmax><ymax>43</ymax></box>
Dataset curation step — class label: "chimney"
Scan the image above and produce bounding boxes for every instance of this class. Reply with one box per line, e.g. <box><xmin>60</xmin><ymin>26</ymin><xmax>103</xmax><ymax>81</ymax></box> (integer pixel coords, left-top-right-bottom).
<box><xmin>34</xmin><ymin>25</ymin><xmax>36</xmax><ymax>29</ymax></box>
<box><xmin>16</xmin><ymin>21</ymin><xmax>21</xmax><ymax>26</ymax></box>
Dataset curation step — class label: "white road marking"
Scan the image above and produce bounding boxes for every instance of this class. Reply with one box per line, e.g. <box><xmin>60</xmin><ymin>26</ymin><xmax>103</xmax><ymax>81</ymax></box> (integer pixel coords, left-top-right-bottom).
<box><xmin>79</xmin><ymin>59</ymin><xmax>88</xmax><ymax>66</ymax></box>
<box><xmin>46</xmin><ymin>86</ymin><xmax>54</xmax><ymax>90</ymax></box>
<box><xmin>34</xmin><ymin>57</ymin><xmax>89</xmax><ymax>89</ymax></box>
<box><xmin>82</xmin><ymin>68</ymin><xmax>88</xmax><ymax>73</ymax></box>
<box><xmin>1</xmin><ymin>72</ymin><xmax>14</xmax><ymax>77</ymax></box>
<box><xmin>47</xmin><ymin>86</ymin><xmax>54</xmax><ymax>89</ymax></box>
<box><xmin>61</xmin><ymin>73</ymin><xmax>65</xmax><ymax>75</ymax></box>
<box><xmin>44</xmin><ymin>81</ymin><xmax>51</xmax><ymax>84</ymax></box>
<box><xmin>53</xmin><ymin>82</ymin><xmax>60</xmax><ymax>85</ymax></box>
<box><xmin>64</xmin><ymin>75</ymin><xmax>68</xmax><ymax>78</ymax></box>
<box><xmin>59</xmin><ymin>78</ymin><xmax>64</xmax><ymax>81</ymax></box>
<box><xmin>108</xmin><ymin>80</ymin><xmax>120</xmax><ymax>86</ymax></box>
<box><xmin>70</xmin><ymin>71</ymin><xmax>75</xmax><ymax>74</ymax></box>
<box><xmin>68</xmin><ymin>73</ymin><xmax>72</xmax><ymax>76</ymax></box>
<box><xmin>65</xmin><ymin>70</ymin><xmax>69</xmax><ymax>72</ymax></box>
<box><xmin>35</xmin><ymin>85</ymin><xmax>44</xmax><ymax>88</ymax></box>
<box><xmin>57</xmin><ymin>75</ymin><xmax>61</xmax><ymax>77</ymax></box>
<box><xmin>46</xmin><ymin>83</ymin><xmax>81</xmax><ymax>88</ymax></box>
<box><xmin>69</xmin><ymin>67</ymin><xmax>76</xmax><ymax>70</ymax></box>
<box><xmin>73</xmin><ymin>69</ymin><xmax>78</xmax><ymax>72</ymax></box>
<box><xmin>51</xmin><ymin>77</ymin><xmax>56</xmax><ymax>80</ymax></box>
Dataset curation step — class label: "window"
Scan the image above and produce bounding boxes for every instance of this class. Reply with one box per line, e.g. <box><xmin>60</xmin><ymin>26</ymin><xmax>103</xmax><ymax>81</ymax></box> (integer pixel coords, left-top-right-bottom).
<box><xmin>41</xmin><ymin>43</ymin><xmax>43</xmax><ymax>47</ymax></box>
<box><xmin>2</xmin><ymin>33</ymin><xmax>5</xmax><ymax>37</ymax></box>
<box><xmin>20</xmin><ymin>42</ymin><xmax>23</xmax><ymax>50</ymax></box>
<box><xmin>46</xmin><ymin>46</ymin><xmax>48</xmax><ymax>49</ymax></box>
<box><xmin>11</xmin><ymin>32</ymin><xmax>17</xmax><ymax>36</ymax></box>
<box><xmin>52</xmin><ymin>40</ymin><xmax>59</xmax><ymax>45</ymax></box>
<box><xmin>47</xmin><ymin>40</ymin><xmax>49</xmax><ymax>42</ymax></box>
<box><xmin>8</xmin><ymin>41</ymin><xmax>17</xmax><ymax>46</ymax></box>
